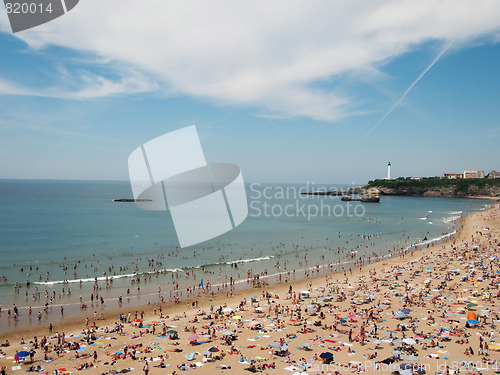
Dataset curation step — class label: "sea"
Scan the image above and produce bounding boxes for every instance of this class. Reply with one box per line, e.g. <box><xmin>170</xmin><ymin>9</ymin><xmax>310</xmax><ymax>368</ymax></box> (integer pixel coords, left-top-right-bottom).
<box><xmin>0</xmin><ymin>179</ymin><xmax>491</xmax><ymax>331</ymax></box>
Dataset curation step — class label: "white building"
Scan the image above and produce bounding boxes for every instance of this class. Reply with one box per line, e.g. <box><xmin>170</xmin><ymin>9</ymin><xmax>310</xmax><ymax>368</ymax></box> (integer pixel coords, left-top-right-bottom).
<box><xmin>463</xmin><ymin>170</ymin><xmax>485</xmax><ymax>179</ymax></box>
<box><xmin>488</xmin><ymin>170</ymin><xmax>500</xmax><ymax>178</ymax></box>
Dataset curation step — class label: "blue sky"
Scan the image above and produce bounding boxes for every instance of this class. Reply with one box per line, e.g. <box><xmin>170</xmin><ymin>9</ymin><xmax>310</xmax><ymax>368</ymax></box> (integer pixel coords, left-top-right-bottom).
<box><xmin>0</xmin><ymin>1</ymin><xmax>499</xmax><ymax>184</ymax></box>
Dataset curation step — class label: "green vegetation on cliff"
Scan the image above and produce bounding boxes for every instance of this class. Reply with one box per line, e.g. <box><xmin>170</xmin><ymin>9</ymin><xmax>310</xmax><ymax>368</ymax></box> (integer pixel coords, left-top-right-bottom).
<box><xmin>366</xmin><ymin>177</ymin><xmax>500</xmax><ymax>196</ymax></box>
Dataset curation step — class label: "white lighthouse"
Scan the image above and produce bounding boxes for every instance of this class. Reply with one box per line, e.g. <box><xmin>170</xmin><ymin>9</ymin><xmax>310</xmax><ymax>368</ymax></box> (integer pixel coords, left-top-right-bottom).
<box><xmin>387</xmin><ymin>162</ymin><xmax>391</xmax><ymax>180</ymax></box>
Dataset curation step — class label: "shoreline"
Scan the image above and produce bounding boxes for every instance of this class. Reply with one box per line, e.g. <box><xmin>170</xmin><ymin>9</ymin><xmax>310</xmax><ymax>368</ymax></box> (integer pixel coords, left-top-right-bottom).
<box><xmin>0</xmin><ymin>202</ymin><xmax>493</xmax><ymax>338</ymax></box>
<box><xmin>0</xmin><ymin>203</ymin><xmax>498</xmax><ymax>375</ymax></box>
<box><xmin>0</xmin><ymin>210</ymin><xmax>466</xmax><ymax>336</ymax></box>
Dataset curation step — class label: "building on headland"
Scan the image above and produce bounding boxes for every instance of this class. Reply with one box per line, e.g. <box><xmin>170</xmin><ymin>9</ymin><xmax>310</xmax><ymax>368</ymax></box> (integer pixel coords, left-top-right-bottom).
<box><xmin>487</xmin><ymin>170</ymin><xmax>500</xmax><ymax>178</ymax></box>
<box><xmin>443</xmin><ymin>172</ymin><xmax>463</xmax><ymax>179</ymax></box>
<box><xmin>463</xmin><ymin>170</ymin><xmax>485</xmax><ymax>179</ymax></box>
<box><xmin>386</xmin><ymin>162</ymin><xmax>391</xmax><ymax>180</ymax></box>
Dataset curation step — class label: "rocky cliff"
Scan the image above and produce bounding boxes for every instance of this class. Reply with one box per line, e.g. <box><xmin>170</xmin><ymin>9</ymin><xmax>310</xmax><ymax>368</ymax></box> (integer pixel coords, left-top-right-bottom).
<box><xmin>377</xmin><ymin>184</ymin><xmax>500</xmax><ymax>198</ymax></box>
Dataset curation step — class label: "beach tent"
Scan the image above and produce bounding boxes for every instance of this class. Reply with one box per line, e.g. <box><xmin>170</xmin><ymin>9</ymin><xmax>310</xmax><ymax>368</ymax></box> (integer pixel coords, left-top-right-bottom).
<box><xmin>14</xmin><ymin>351</ymin><xmax>29</xmax><ymax>362</ymax></box>
<box><xmin>319</xmin><ymin>352</ymin><xmax>334</xmax><ymax>360</ymax></box>
<box><xmin>467</xmin><ymin>312</ymin><xmax>477</xmax><ymax>320</ymax></box>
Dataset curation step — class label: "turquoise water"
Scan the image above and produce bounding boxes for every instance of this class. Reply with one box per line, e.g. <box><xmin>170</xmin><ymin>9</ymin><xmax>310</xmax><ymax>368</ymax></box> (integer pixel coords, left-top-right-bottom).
<box><xmin>0</xmin><ymin>179</ymin><xmax>490</xmax><ymax>325</ymax></box>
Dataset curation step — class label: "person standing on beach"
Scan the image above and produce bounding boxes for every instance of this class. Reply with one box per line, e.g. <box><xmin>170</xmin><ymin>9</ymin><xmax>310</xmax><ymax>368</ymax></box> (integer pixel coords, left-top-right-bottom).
<box><xmin>143</xmin><ymin>362</ymin><xmax>149</xmax><ymax>375</ymax></box>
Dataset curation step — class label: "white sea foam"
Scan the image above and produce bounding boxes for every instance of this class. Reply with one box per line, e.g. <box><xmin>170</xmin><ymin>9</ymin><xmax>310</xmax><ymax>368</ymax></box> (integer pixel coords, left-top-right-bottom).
<box><xmin>443</xmin><ymin>215</ymin><xmax>461</xmax><ymax>223</ymax></box>
<box><xmin>34</xmin><ymin>268</ymin><xmax>184</xmax><ymax>286</ymax></box>
<box><xmin>226</xmin><ymin>256</ymin><xmax>274</xmax><ymax>265</ymax></box>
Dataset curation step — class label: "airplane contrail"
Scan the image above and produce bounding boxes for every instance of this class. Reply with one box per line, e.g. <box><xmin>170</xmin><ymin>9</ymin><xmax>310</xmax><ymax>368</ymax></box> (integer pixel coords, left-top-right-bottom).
<box><xmin>362</xmin><ymin>42</ymin><xmax>453</xmax><ymax>140</ymax></box>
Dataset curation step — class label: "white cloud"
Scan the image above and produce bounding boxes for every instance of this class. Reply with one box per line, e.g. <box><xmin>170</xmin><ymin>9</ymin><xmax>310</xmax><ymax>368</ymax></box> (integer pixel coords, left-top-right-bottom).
<box><xmin>4</xmin><ymin>0</ymin><xmax>500</xmax><ymax>121</ymax></box>
<box><xmin>0</xmin><ymin>69</ymin><xmax>158</xmax><ymax>99</ymax></box>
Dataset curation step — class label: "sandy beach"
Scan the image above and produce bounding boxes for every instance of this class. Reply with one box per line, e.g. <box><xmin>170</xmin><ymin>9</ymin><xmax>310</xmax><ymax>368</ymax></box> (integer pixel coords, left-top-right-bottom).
<box><xmin>0</xmin><ymin>203</ymin><xmax>499</xmax><ymax>375</ymax></box>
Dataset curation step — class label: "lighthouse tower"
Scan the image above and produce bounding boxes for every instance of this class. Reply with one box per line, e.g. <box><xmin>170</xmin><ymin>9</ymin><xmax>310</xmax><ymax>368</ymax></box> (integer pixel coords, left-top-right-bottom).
<box><xmin>387</xmin><ymin>162</ymin><xmax>391</xmax><ymax>180</ymax></box>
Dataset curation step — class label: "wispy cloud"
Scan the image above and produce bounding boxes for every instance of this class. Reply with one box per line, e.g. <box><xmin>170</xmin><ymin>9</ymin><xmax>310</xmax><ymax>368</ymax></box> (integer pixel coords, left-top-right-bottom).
<box><xmin>4</xmin><ymin>1</ymin><xmax>500</xmax><ymax>121</ymax></box>
<box><xmin>0</xmin><ymin>68</ymin><xmax>159</xmax><ymax>99</ymax></box>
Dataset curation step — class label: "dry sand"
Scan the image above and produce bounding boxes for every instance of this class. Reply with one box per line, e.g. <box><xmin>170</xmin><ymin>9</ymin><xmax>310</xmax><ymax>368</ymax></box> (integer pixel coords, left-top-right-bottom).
<box><xmin>1</xmin><ymin>204</ymin><xmax>499</xmax><ymax>375</ymax></box>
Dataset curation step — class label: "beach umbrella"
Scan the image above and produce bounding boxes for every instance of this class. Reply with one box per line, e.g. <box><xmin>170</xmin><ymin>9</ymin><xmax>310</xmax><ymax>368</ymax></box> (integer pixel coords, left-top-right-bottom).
<box><xmin>202</xmin><ymin>351</ymin><xmax>211</xmax><ymax>356</ymax></box>
<box><xmin>280</xmin><ymin>345</ymin><xmax>289</xmax><ymax>351</ymax></box>
<box><xmin>250</xmin><ymin>295</ymin><xmax>258</xmax><ymax>300</ymax></box>
<box><xmin>373</xmin><ymin>340</ymin><xmax>382</xmax><ymax>345</ymax></box>
<box><xmin>467</xmin><ymin>319</ymin><xmax>479</xmax><ymax>325</ymax></box>
<box><xmin>404</xmin><ymin>355</ymin><xmax>420</xmax><ymax>361</ymax></box>
<box><xmin>415</xmin><ymin>368</ymin><xmax>426</xmax><ymax>374</ymax></box>
<box><xmin>302</xmin><ymin>343</ymin><xmax>311</xmax><ymax>348</ymax></box>
<box><xmin>323</xmin><ymin>298</ymin><xmax>332</xmax><ymax>302</ymax></box>
<box><xmin>269</xmin><ymin>342</ymin><xmax>281</xmax><ymax>348</ymax></box>
<box><xmin>222</xmin><ymin>307</ymin><xmax>233</xmax><ymax>313</ymax></box>
<box><xmin>233</xmin><ymin>315</ymin><xmax>242</xmax><ymax>320</ymax></box>
<box><xmin>254</xmin><ymin>307</ymin><xmax>263</xmax><ymax>311</ymax></box>
<box><xmin>248</xmin><ymin>321</ymin><xmax>261</xmax><ymax>327</ymax></box>
<box><xmin>15</xmin><ymin>351</ymin><xmax>29</xmax><ymax>358</ymax></box>
<box><xmin>403</xmin><ymin>338</ymin><xmax>417</xmax><ymax>346</ymax></box>
<box><xmin>208</xmin><ymin>347</ymin><xmax>219</xmax><ymax>352</ymax></box>
<box><xmin>467</xmin><ymin>303</ymin><xmax>477</xmax><ymax>307</ymax></box>
<box><xmin>393</xmin><ymin>350</ymin><xmax>402</xmax><ymax>356</ymax></box>
<box><xmin>398</xmin><ymin>363</ymin><xmax>412</xmax><ymax>370</ymax></box>
<box><xmin>166</xmin><ymin>330</ymin><xmax>177</xmax><ymax>334</ymax></box>
<box><xmin>133</xmin><ymin>318</ymin><xmax>143</xmax><ymax>323</ymax></box>
<box><xmin>347</xmin><ymin>314</ymin><xmax>356</xmax><ymax>319</ymax></box>
<box><xmin>187</xmin><ymin>334</ymin><xmax>199</xmax><ymax>342</ymax></box>
<box><xmin>400</xmin><ymin>370</ymin><xmax>413</xmax><ymax>375</ymax></box>
<box><xmin>222</xmin><ymin>330</ymin><xmax>235</xmax><ymax>336</ymax></box>
<box><xmin>401</xmin><ymin>308</ymin><xmax>411</xmax><ymax>314</ymax></box>
<box><xmin>319</xmin><ymin>352</ymin><xmax>334</xmax><ymax>360</ymax></box>
<box><xmin>394</xmin><ymin>310</ymin><xmax>405</xmax><ymax>319</ymax></box>
<box><xmin>393</xmin><ymin>339</ymin><xmax>404</xmax><ymax>344</ymax></box>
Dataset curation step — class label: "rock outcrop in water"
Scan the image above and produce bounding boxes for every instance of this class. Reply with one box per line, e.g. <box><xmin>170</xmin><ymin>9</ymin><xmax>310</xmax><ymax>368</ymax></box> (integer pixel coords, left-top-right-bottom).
<box><xmin>113</xmin><ymin>198</ymin><xmax>153</xmax><ymax>202</ymax></box>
